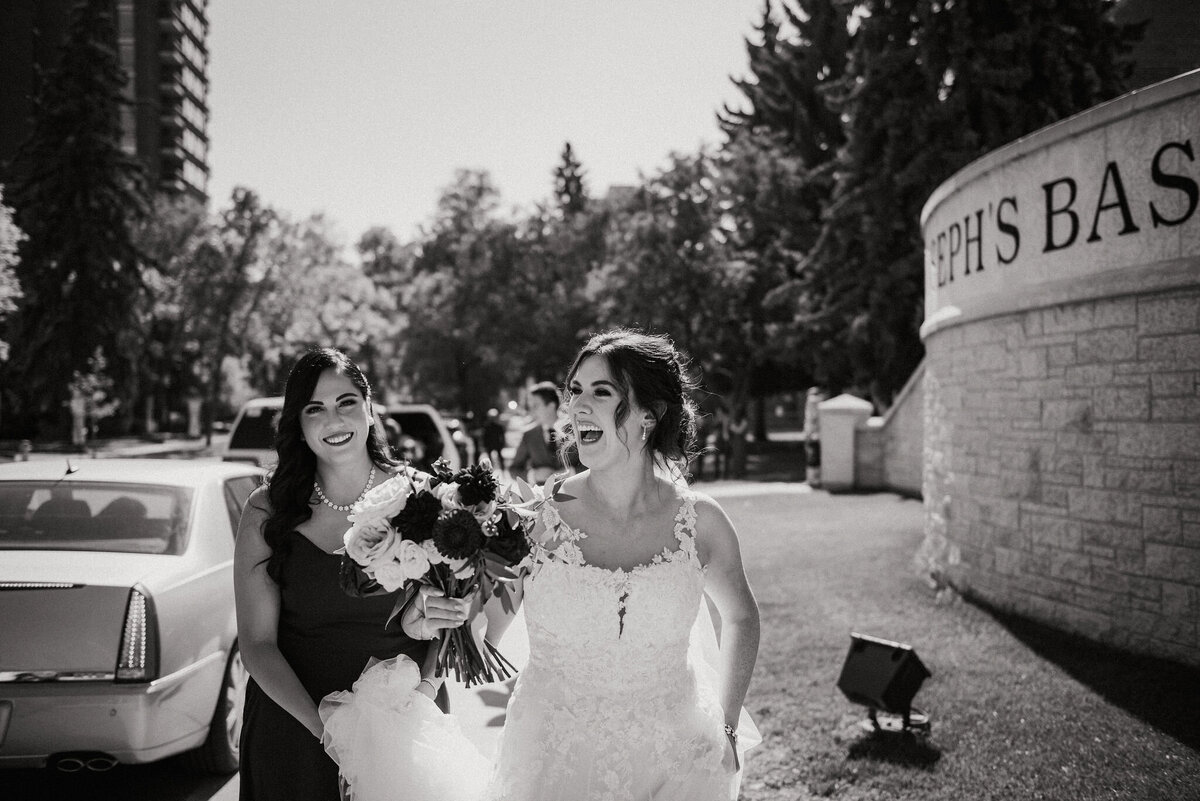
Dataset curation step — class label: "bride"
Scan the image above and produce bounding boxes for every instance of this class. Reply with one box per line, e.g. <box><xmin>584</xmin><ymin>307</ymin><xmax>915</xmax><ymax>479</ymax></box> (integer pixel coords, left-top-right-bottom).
<box><xmin>321</xmin><ymin>328</ymin><xmax>761</xmax><ymax>800</ymax></box>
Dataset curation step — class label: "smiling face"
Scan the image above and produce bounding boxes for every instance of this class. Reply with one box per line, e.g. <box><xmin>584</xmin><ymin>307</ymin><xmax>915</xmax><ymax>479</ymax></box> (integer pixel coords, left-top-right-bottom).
<box><xmin>299</xmin><ymin>369</ymin><xmax>373</xmax><ymax>465</ymax></box>
<box><xmin>566</xmin><ymin>355</ymin><xmax>651</xmax><ymax>470</ymax></box>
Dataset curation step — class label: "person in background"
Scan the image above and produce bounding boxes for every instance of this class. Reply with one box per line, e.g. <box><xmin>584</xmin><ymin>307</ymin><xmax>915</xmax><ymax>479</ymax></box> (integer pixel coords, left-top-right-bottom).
<box><xmin>726</xmin><ymin>407</ymin><xmax>749</xmax><ymax>480</ymax></box>
<box><xmin>509</xmin><ymin>381</ymin><xmax>571</xmax><ymax>485</ymax></box>
<box><xmin>481</xmin><ymin>407</ymin><xmax>507</xmax><ymax>471</ymax></box>
<box><xmin>713</xmin><ymin>405</ymin><xmax>730</xmax><ymax>480</ymax></box>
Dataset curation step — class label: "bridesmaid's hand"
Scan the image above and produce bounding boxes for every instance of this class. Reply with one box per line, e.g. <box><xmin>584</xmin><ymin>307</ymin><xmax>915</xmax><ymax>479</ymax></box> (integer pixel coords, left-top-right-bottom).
<box><xmin>401</xmin><ymin>586</ymin><xmax>470</xmax><ymax>640</ymax></box>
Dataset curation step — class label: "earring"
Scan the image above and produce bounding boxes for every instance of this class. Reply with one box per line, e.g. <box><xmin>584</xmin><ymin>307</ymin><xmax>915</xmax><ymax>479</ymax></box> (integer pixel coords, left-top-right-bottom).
<box><xmin>641</xmin><ymin>426</ymin><xmax>648</xmax><ymax>442</ymax></box>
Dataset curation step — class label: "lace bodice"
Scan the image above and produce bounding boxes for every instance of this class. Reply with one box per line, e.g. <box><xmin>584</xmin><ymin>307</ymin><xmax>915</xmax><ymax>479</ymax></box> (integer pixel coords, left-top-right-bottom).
<box><xmin>520</xmin><ymin>492</ymin><xmax>706</xmax><ymax>695</ymax></box>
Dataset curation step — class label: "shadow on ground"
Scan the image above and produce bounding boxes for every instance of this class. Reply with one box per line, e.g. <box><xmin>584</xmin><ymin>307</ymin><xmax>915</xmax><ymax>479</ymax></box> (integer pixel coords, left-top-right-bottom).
<box><xmin>846</xmin><ymin>730</ymin><xmax>943</xmax><ymax>768</ymax></box>
<box><xmin>979</xmin><ymin>601</ymin><xmax>1200</xmax><ymax>752</ymax></box>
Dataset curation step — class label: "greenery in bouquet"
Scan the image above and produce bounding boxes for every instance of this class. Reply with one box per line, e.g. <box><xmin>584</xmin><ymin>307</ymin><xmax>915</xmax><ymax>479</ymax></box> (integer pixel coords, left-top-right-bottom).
<box><xmin>339</xmin><ymin>458</ymin><xmax>543</xmax><ymax>687</ymax></box>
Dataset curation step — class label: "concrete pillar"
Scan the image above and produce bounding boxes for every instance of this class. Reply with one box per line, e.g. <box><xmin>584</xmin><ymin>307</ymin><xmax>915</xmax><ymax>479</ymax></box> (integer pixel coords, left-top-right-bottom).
<box><xmin>817</xmin><ymin>394</ymin><xmax>874</xmax><ymax>492</ymax></box>
<box><xmin>186</xmin><ymin>397</ymin><xmax>203</xmax><ymax>438</ymax></box>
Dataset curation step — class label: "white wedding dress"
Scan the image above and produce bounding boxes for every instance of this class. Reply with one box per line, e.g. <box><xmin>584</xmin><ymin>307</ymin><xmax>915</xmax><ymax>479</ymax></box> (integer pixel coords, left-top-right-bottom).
<box><xmin>320</xmin><ymin>489</ymin><xmax>759</xmax><ymax>801</ymax></box>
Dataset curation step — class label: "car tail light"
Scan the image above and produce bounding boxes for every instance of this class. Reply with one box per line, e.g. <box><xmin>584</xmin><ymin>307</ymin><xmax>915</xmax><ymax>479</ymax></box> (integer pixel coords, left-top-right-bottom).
<box><xmin>115</xmin><ymin>587</ymin><xmax>159</xmax><ymax>682</ymax></box>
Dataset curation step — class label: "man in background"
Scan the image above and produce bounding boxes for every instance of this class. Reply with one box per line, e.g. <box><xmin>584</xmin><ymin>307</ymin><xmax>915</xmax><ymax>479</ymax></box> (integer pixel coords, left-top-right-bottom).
<box><xmin>510</xmin><ymin>381</ymin><xmax>572</xmax><ymax>485</ymax></box>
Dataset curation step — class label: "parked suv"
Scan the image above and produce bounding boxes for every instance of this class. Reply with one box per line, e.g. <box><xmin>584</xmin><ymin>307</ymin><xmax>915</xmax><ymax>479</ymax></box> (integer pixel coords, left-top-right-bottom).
<box><xmin>386</xmin><ymin>404</ymin><xmax>461</xmax><ymax>473</ymax></box>
<box><xmin>222</xmin><ymin>397</ymin><xmax>389</xmax><ymax>469</ymax></box>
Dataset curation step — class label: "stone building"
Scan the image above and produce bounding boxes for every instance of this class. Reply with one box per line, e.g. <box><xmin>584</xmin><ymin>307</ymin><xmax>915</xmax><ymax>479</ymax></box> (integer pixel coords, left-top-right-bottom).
<box><xmin>919</xmin><ymin>69</ymin><xmax>1200</xmax><ymax>667</ymax></box>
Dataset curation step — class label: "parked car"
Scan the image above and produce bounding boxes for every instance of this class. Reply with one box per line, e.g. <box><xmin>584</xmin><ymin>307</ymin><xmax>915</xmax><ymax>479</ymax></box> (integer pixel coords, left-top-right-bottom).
<box><xmin>0</xmin><ymin>458</ymin><xmax>264</xmax><ymax>773</ymax></box>
<box><xmin>386</xmin><ymin>403</ymin><xmax>461</xmax><ymax>473</ymax></box>
<box><xmin>223</xmin><ymin>396</ymin><xmax>389</xmax><ymax>469</ymax></box>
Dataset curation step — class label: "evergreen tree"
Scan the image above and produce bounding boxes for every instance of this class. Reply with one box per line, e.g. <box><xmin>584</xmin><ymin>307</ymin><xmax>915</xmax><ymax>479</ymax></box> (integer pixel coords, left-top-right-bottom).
<box><xmin>553</xmin><ymin>141</ymin><xmax>588</xmax><ymax>218</ymax></box>
<box><xmin>720</xmin><ymin>0</ymin><xmax>850</xmax><ymax>166</ymax></box>
<box><xmin>717</xmin><ymin>1</ymin><xmax>853</xmax><ymax>414</ymax></box>
<box><xmin>2</xmin><ymin>0</ymin><xmax>147</xmax><ymax>435</ymax></box>
<box><xmin>779</xmin><ymin>0</ymin><xmax>1139</xmax><ymax>406</ymax></box>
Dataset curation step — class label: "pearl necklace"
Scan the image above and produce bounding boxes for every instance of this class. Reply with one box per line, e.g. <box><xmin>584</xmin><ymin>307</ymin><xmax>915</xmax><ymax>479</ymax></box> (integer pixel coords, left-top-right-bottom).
<box><xmin>314</xmin><ymin>465</ymin><xmax>375</xmax><ymax>513</ymax></box>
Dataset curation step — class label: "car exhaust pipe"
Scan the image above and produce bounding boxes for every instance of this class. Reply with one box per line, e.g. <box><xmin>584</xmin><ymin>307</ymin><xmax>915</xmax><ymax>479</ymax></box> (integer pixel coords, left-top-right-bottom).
<box><xmin>50</xmin><ymin>752</ymin><xmax>118</xmax><ymax>773</ymax></box>
<box><xmin>86</xmin><ymin>755</ymin><xmax>118</xmax><ymax>772</ymax></box>
<box><xmin>51</xmin><ymin>755</ymin><xmax>85</xmax><ymax>773</ymax></box>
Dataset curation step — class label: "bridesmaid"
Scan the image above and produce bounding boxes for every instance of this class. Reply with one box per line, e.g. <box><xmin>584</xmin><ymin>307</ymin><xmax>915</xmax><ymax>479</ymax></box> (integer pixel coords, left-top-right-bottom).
<box><xmin>233</xmin><ymin>348</ymin><xmax>466</xmax><ymax>801</ymax></box>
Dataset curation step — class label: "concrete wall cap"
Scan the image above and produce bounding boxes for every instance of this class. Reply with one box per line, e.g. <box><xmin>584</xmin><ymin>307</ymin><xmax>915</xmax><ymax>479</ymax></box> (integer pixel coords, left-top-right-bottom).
<box><xmin>818</xmin><ymin>394</ymin><xmax>875</xmax><ymax>413</ymax></box>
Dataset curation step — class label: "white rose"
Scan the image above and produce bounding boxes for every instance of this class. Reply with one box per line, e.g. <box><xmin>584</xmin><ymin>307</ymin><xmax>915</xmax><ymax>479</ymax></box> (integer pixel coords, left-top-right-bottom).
<box><xmin>432</xmin><ymin>481</ymin><xmax>464</xmax><ymax>510</ymax></box>
<box><xmin>349</xmin><ymin>474</ymin><xmax>414</xmax><ymax>526</ymax></box>
<box><xmin>371</xmin><ymin>559</ymin><xmax>409</xmax><ymax>592</ymax></box>
<box><xmin>421</xmin><ymin>538</ymin><xmax>447</xmax><ymax>565</ymax></box>
<box><xmin>343</xmin><ymin>519</ymin><xmax>399</xmax><ymax>567</ymax></box>
<box><xmin>395</xmin><ymin>539</ymin><xmax>432</xmax><ymax>580</ymax></box>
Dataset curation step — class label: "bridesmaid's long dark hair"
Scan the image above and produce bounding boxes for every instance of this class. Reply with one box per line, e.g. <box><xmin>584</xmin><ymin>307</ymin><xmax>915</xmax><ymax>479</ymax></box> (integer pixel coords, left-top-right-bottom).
<box><xmin>262</xmin><ymin>348</ymin><xmax>396</xmax><ymax>586</ymax></box>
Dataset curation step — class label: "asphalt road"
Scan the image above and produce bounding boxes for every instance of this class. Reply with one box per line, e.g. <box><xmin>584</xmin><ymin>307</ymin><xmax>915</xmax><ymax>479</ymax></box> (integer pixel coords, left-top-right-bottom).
<box><xmin>4</xmin><ymin>480</ymin><xmax>823</xmax><ymax>800</ymax></box>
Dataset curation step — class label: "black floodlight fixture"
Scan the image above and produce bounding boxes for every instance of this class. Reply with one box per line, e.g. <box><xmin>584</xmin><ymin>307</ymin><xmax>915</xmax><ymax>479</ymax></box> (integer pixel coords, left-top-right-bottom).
<box><xmin>837</xmin><ymin>632</ymin><xmax>931</xmax><ymax>735</ymax></box>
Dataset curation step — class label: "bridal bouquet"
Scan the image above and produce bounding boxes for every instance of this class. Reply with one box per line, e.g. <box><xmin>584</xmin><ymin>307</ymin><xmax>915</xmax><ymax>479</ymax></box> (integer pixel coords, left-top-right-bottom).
<box><xmin>338</xmin><ymin>458</ymin><xmax>535</xmax><ymax>687</ymax></box>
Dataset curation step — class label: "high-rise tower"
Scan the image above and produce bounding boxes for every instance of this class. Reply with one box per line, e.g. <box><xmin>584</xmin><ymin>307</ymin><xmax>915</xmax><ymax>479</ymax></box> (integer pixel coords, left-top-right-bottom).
<box><xmin>0</xmin><ymin>0</ymin><xmax>210</xmax><ymax>200</ymax></box>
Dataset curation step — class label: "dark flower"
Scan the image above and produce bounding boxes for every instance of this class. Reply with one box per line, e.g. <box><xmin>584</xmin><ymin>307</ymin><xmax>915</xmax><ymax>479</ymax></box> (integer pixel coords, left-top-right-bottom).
<box><xmin>485</xmin><ymin>513</ymin><xmax>532</xmax><ymax>565</ymax></box>
<box><xmin>392</xmin><ymin>491</ymin><xmax>442</xmax><ymax>541</ymax></box>
<box><xmin>430</xmin><ymin>457</ymin><xmax>455</xmax><ymax>485</ymax></box>
<box><xmin>338</xmin><ymin>553</ymin><xmax>386</xmax><ymax>597</ymax></box>
<box><xmin>433</xmin><ymin>508</ymin><xmax>486</xmax><ymax>560</ymax></box>
<box><xmin>454</xmin><ymin>463</ymin><xmax>499</xmax><ymax>506</ymax></box>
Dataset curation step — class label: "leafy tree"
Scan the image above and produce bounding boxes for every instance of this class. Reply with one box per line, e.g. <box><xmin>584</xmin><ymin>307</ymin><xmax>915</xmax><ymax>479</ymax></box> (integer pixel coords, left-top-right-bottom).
<box><xmin>242</xmin><ymin>212</ymin><xmax>395</xmax><ymax>394</ymax></box>
<box><xmin>0</xmin><ymin>187</ymin><xmax>23</xmax><ymax>366</ymax></box>
<box><xmin>2</xmin><ymin>0</ymin><xmax>148</xmax><ymax>435</ymax></box>
<box><xmin>553</xmin><ymin>141</ymin><xmax>588</xmax><ymax>218</ymax></box>
<box><xmin>591</xmin><ymin>152</ymin><xmax>739</xmax><ymax>392</ymax></box>
<box><xmin>713</xmin><ymin>128</ymin><xmax>818</xmax><ymax>434</ymax></box>
<box><xmin>509</xmin><ymin>199</ymin><xmax>607</xmax><ymax>385</ymax></box>
<box><xmin>134</xmin><ymin>193</ymin><xmax>213</xmax><ymax>430</ymax></box>
<box><xmin>394</xmin><ymin>170</ymin><xmax>515</xmax><ymax>412</ymax></box>
<box><xmin>192</xmin><ymin>187</ymin><xmax>276</xmax><ymax>440</ymax></box>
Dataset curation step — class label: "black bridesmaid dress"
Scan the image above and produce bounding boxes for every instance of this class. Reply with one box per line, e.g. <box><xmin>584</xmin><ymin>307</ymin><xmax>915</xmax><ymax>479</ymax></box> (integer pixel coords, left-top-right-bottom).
<box><xmin>239</xmin><ymin>532</ymin><xmax>435</xmax><ymax>801</ymax></box>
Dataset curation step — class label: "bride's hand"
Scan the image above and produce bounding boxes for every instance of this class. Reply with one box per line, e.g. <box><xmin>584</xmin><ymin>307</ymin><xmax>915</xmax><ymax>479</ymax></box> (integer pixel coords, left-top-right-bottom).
<box><xmin>401</xmin><ymin>585</ymin><xmax>470</xmax><ymax>640</ymax></box>
<box><xmin>721</xmin><ymin>732</ymin><xmax>741</xmax><ymax>774</ymax></box>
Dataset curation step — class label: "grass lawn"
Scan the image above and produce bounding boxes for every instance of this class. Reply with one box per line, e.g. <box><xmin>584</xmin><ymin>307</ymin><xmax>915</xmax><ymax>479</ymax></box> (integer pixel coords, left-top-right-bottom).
<box><xmin>715</xmin><ymin>486</ymin><xmax>1200</xmax><ymax>801</ymax></box>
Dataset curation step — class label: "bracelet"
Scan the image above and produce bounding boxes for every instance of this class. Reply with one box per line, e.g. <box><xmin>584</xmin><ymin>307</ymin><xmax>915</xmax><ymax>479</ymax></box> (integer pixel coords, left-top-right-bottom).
<box><xmin>723</xmin><ymin>723</ymin><xmax>738</xmax><ymax>744</ymax></box>
<box><xmin>419</xmin><ymin>678</ymin><xmax>438</xmax><ymax>692</ymax></box>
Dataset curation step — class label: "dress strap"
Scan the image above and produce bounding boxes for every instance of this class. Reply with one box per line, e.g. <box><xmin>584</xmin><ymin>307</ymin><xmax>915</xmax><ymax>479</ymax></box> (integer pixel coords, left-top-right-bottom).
<box><xmin>530</xmin><ymin>498</ymin><xmax>587</xmax><ymax>569</ymax></box>
<box><xmin>673</xmin><ymin>491</ymin><xmax>700</xmax><ymax>564</ymax></box>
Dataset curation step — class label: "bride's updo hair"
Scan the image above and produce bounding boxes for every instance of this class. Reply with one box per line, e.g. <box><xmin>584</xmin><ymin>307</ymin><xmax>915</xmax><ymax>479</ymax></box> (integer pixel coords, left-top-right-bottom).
<box><xmin>564</xmin><ymin>328</ymin><xmax>699</xmax><ymax>468</ymax></box>
<box><xmin>262</xmin><ymin>347</ymin><xmax>395</xmax><ymax>586</ymax></box>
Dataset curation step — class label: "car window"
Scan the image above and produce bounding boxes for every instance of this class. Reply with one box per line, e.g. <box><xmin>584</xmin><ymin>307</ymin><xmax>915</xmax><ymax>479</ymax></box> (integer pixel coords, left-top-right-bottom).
<box><xmin>390</xmin><ymin>411</ymin><xmax>445</xmax><ymax>464</ymax></box>
<box><xmin>0</xmin><ymin>482</ymin><xmax>194</xmax><ymax>555</ymax></box>
<box><xmin>223</xmin><ymin>475</ymin><xmax>261</xmax><ymax>536</ymax></box>
<box><xmin>229</xmin><ymin>407</ymin><xmax>280</xmax><ymax>449</ymax></box>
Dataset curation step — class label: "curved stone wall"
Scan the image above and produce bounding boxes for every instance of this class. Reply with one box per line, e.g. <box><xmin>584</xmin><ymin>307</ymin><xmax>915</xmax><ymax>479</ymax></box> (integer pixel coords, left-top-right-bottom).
<box><xmin>919</xmin><ymin>70</ymin><xmax>1200</xmax><ymax>666</ymax></box>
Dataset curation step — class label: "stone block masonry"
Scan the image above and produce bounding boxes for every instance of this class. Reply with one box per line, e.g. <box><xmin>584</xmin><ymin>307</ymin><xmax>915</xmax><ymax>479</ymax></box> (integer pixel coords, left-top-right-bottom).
<box><xmin>925</xmin><ymin>287</ymin><xmax>1200</xmax><ymax>667</ymax></box>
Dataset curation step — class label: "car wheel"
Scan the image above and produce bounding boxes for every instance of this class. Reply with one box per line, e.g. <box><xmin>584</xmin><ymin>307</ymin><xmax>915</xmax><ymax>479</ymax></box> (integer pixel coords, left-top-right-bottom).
<box><xmin>182</xmin><ymin>643</ymin><xmax>248</xmax><ymax>775</ymax></box>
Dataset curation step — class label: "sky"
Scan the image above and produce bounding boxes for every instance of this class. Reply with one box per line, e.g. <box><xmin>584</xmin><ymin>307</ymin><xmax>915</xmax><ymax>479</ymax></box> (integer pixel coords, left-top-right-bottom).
<box><xmin>205</xmin><ymin>0</ymin><xmax>768</xmax><ymax>249</ymax></box>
